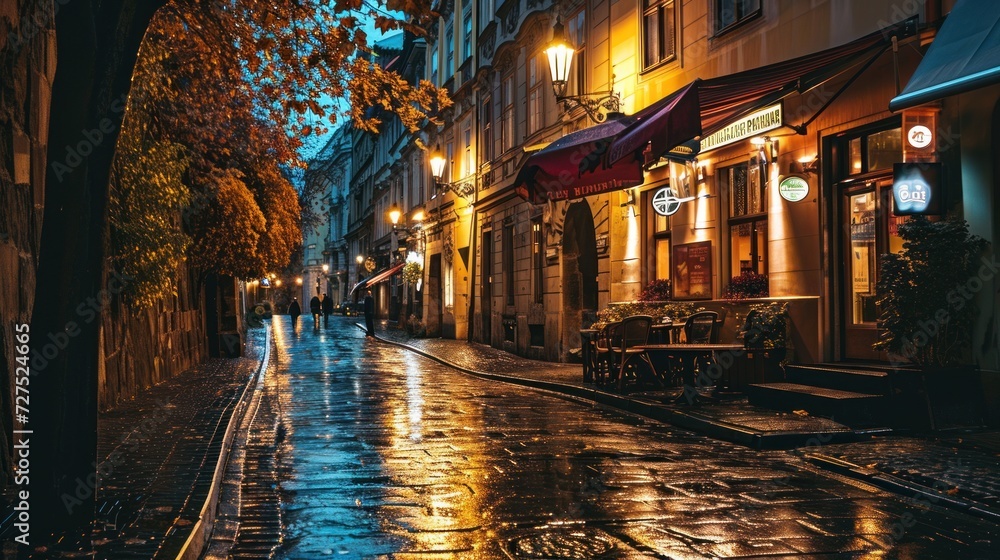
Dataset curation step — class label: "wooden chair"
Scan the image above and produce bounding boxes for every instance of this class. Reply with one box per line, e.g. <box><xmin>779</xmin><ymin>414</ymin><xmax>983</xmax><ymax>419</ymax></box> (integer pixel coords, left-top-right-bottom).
<box><xmin>613</xmin><ymin>315</ymin><xmax>654</xmax><ymax>391</ymax></box>
<box><xmin>683</xmin><ymin>311</ymin><xmax>720</xmax><ymax>344</ymax></box>
<box><xmin>594</xmin><ymin>321</ymin><xmax>621</xmax><ymax>385</ymax></box>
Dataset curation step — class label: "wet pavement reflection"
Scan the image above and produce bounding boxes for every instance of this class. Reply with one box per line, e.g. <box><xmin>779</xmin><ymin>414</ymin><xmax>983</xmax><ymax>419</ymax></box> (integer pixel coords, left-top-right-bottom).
<box><xmin>269</xmin><ymin>316</ymin><xmax>997</xmax><ymax>558</ymax></box>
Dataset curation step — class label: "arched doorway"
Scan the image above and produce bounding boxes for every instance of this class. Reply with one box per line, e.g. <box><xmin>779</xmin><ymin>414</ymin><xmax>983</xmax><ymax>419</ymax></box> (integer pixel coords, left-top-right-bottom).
<box><xmin>561</xmin><ymin>201</ymin><xmax>598</xmax><ymax>360</ymax></box>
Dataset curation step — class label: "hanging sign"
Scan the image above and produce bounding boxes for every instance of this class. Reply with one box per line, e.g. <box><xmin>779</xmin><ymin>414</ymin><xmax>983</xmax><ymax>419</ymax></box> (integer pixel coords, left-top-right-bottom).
<box><xmin>700</xmin><ymin>103</ymin><xmax>783</xmax><ymax>152</ymax></box>
<box><xmin>778</xmin><ymin>175</ymin><xmax>810</xmax><ymax>202</ymax></box>
<box><xmin>892</xmin><ymin>162</ymin><xmax>942</xmax><ymax>215</ymax></box>
<box><xmin>651</xmin><ymin>186</ymin><xmax>701</xmax><ymax>216</ymax></box>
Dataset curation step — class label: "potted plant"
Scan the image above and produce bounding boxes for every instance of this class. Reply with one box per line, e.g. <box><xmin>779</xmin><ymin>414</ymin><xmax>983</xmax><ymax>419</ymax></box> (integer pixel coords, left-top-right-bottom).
<box><xmin>738</xmin><ymin>301</ymin><xmax>789</xmax><ymax>383</ymax></box>
<box><xmin>874</xmin><ymin>216</ymin><xmax>989</xmax><ymax>429</ymax></box>
<box><xmin>638</xmin><ymin>278</ymin><xmax>671</xmax><ymax>301</ymax></box>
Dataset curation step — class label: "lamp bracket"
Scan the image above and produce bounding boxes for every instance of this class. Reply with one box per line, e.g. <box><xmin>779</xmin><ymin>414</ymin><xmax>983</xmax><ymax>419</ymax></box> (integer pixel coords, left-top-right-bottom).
<box><xmin>436</xmin><ymin>178</ymin><xmax>476</xmax><ymax>200</ymax></box>
<box><xmin>556</xmin><ymin>90</ymin><xmax>622</xmax><ymax>123</ymax></box>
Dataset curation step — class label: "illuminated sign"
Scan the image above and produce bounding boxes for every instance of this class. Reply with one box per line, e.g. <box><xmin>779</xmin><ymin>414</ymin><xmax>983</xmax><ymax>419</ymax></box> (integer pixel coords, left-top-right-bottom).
<box><xmin>778</xmin><ymin>176</ymin><xmax>810</xmax><ymax>202</ymax></box>
<box><xmin>906</xmin><ymin>124</ymin><xmax>933</xmax><ymax>149</ymax></box>
<box><xmin>700</xmin><ymin>103</ymin><xmax>783</xmax><ymax>152</ymax></box>
<box><xmin>892</xmin><ymin>163</ymin><xmax>942</xmax><ymax>215</ymax></box>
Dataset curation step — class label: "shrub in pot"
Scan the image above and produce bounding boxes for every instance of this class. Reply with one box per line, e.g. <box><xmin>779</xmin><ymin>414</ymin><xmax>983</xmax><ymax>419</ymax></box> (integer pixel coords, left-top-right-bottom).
<box><xmin>874</xmin><ymin>216</ymin><xmax>989</xmax><ymax>429</ymax></box>
<box><xmin>739</xmin><ymin>302</ymin><xmax>788</xmax><ymax>382</ymax></box>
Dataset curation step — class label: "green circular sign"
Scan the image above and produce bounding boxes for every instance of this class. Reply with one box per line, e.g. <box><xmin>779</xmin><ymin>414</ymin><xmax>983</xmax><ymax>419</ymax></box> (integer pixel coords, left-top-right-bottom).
<box><xmin>779</xmin><ymin>175</ymin><xmax>810</xmax><ymax>202</ymax></box>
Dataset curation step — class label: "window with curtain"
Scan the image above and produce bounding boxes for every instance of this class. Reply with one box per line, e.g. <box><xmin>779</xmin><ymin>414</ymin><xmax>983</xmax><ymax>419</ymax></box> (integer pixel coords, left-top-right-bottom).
<box><xmin>715</xmin><ymin>0</ymin><xmax>761</xmax><ymax>35</ymax></box>
<box><xmin>721</xmin><ymin>161</ymin><xmax>768</xmax><ymax>276</ymax></box>
<box><xmin>642</xmin><ymin>0</ymin><xmax>676</xmax><ymax>70</ymax></box>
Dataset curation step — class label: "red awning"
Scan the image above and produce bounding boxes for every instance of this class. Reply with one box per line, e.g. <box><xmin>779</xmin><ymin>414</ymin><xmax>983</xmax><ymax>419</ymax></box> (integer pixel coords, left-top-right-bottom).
<box><xmin>348</xmin><ymin>262</ymin><xmax>405</xmax><ymax>297</ymax></box>
<box><xmin>364</xmin><ymin>262</ymin><xmax>404</xmax><ymax>288</ymax></box>
<box><xmin>515</xmin><ymin>18</ymin><xmax>916</xmax><ymax>205</ymax></box>
<box><xmin>514</xmin><ymin>114</ymin><xmax>646</xmax><ymax>205</ymax></box>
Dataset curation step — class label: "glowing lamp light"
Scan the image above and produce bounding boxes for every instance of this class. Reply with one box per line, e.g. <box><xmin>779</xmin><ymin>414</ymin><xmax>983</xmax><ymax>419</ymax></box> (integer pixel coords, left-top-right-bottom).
<box><xmin>387</xmin><ymin>202</ymin><xmax>402</xmax><ymax>226</ymax></box>
<box><xmin>295</xmin><ymin>277</ymin><xmax>303</xmax><ymax>286</ymax></box>
<box><xmin>322</xmin><ymin>264</ymin><xmax>329</xmax><ymax>273</ymax></box>
<box><xmin>545</xmin><ymin>19</ymin><xmax>574</xmax><ymax>97</ymax></box>
<box><xmin>429</xmin><ymin>147</ymin><xmax>446</xmax><ymax>181</ymax></box>
<box><xmin>356</xmin><ymin>255</ymin><xmax>364</xmax><ymax>264</ymax></box>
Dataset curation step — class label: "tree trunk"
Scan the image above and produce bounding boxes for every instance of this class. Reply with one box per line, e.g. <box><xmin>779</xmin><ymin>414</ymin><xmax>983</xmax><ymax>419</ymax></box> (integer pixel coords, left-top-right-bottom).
<box><xmin>30</xmin><ymin>0</ymin><xmax>162</xmax><ymax>549</ymax></box>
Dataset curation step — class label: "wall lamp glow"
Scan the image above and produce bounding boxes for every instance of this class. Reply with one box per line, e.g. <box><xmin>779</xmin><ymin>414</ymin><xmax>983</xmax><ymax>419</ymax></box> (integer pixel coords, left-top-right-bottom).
<box><xmin>790</xmin><ymin>155</ymin><xmax>820</xmax><ymax>175</ymax></box>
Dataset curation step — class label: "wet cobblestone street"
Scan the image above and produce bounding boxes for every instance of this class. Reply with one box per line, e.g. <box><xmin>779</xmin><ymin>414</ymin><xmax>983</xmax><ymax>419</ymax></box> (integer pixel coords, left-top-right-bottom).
<box><xmin>264</xmin><ymin>316</ymin><xmax>998</xmax><ymax>558</ymax></box>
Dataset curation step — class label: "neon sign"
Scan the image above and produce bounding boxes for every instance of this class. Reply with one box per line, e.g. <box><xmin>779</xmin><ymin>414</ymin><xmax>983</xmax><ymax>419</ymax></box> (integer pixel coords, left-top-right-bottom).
<box><xmin>892</xmin><ymin>163</ymin><xmax>942</xmax><ymax>215</ymax></box>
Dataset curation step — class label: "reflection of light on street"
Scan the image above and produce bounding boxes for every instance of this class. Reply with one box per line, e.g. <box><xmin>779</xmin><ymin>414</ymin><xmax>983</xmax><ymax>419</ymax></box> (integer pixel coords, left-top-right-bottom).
<box><xmin>379</xmin><ymin>355</ymin><xmax>488</xmax><ymax>547</ymax></box>
<box><xmin>405</xmin><ymin>353</ymin><xmax>423</xmax><ymax>441</ymax></box>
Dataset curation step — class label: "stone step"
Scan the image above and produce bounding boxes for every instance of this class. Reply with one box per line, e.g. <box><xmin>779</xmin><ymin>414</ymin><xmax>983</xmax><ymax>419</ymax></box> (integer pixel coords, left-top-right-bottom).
<box><xmin>785</xmin><ymin>364</ymin><xmax>892</xmax><ymax>396</ymax></box>
<box><xmin>746</xmin><ymin>382</ymin><xmax>886</xmax><ymax>426</ymax></box>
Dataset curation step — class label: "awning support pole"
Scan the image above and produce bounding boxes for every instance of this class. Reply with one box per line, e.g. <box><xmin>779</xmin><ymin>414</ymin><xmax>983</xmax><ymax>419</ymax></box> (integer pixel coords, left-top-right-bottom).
<box><xmin>790</xmin><ymin>45</ymin><xmax>890</xmax><ymax>135</ymax></box>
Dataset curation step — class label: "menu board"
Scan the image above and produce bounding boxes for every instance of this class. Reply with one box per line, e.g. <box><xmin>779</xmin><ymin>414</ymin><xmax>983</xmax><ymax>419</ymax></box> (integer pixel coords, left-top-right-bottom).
<box><xmin>672</xmin><ymin>241</ymin><xmax>713</xmax><ymax>300</ymax></box>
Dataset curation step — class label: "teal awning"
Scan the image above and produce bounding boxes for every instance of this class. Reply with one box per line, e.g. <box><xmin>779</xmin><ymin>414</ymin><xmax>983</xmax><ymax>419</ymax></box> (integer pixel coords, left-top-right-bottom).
<box><xmin>890</xmin><ymin>0</ymin><xmax>1000</xmax><ymax>111</ymax></box>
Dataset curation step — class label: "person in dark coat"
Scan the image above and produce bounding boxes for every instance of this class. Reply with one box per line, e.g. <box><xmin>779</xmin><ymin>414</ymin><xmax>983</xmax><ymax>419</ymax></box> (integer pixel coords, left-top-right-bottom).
<box><xmin>363</xmin><ymin>290</ymin><xmax>375</xmax><ymax>336</ymax></box>
<box><xmin>322</xmin><ymin>293</ymin><xmax>333</xmax><ymax>326</ymax></box>
<box><xmin>288</xmin><ymin>297</ymin><xmax>301</xmax><ymax>326</ymax></box>
<box><xmin>309</xmin><ymin>295</ymin><xmax>321</xmax><ymax>326</ymax></box>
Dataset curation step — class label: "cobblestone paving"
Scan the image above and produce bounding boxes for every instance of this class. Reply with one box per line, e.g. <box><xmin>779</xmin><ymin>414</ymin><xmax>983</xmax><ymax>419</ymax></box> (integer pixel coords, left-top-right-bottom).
<box><xmin>268</xmin><ymin>316</ymin><xmax>998</xmax><ymax>559</ymax></box>
<box><xmin>91</xmin><ymin>328</ymin><xmax>266</xmax><ymax>559</ymax></box>
<box><xmin>812</xmin><ymin>437</ymin><xmax>1000</xmax><ymax>511</ymax></box>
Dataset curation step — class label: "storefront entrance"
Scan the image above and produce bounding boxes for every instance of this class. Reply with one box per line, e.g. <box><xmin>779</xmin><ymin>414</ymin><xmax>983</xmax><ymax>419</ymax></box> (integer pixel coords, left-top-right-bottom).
<box><xmin>839</xmin><ymin>177</ymin><xmax>908</xmax><ymax>360</ymax></box>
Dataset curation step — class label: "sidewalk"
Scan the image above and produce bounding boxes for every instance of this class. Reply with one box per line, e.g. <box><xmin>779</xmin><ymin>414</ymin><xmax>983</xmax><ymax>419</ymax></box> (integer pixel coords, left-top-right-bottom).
<box><xmin>372</xmin><ymin>325</ymin><xmax>1000</xmax><ymax>524</ymax></box>
<box><xmin>89</xmin><ymin>326</ymin><xmax>269</xmax><ymax>559</ymax></box>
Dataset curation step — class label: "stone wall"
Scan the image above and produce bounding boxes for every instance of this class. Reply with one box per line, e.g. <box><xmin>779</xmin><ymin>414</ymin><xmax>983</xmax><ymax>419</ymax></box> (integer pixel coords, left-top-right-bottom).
<box><xmin>0</xmin><ymin>0</ymin><xmax>57</xmax><ymax>485</ymax></box>
<box><xmin>99</xmin><ymin>263</ymin><xmax>208</xmax><ymax>410</ymax></box>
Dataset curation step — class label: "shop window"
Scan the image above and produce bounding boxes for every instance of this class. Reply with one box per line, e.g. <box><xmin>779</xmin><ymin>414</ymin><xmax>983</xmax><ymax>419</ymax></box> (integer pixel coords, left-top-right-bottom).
<box><xmin>643</xmin><ymin>0</ymin><xmax>676</xmax><ymax>70</ymax></box>
<box><xmin>722</xmin><ymin>161</ymin><xmax>768</xmax><ymax>276</ymax></box>
<box><xmin>646</xmin><ymin>191</ymin><xmax>671</xmax><ymax>283</ymax></box>
<box><xmin>532</xmin><ymin>219</ymin><xmax>544</xmax><ymax>303</ymax></box>
<box><xmin>843</xmin><ymin>125</ymin><xmax>902</xmax><ymax>176</ymax></box>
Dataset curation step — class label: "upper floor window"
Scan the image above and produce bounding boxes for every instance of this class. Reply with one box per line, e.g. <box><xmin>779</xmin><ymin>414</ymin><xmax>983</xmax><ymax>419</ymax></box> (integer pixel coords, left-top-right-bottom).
<box><xmin>446</xmin><ymin>22</ymin><xmax>455</xmax><ymax>77</ymax></box>
<box><xmin>501</xmin><ymin>73</ymin><xmax>515</xmax><ymax>153</ymax></box>
<box><xmin>715</xmin><ymin>0</ymin><xmax>761</xmax><ymax>35</ymax></box>
<box><xmin>430</xmin><ymin>42</ymin><xmax>439</xmax><ymax>85</ymax></box>
<box><xmin>527</xmin><ymin>57</ymin><xmax>543</xmax><ymax>134</ymax></box>
<box><xmin>479</xmin><ymin>0</ymin><xmax>494</xmax><ymax>29</ymax></box>
<box><xmin>567</xmin><ymin>10</ymin><xmax>586</xmax><ymax>96</ymax></box>
<box><xmin>463</xmin><ymin>8</ymin><xmax>473</xmax><ymax>61</ymax></box>
<box><xmin>463</xmin><ymin>119</ymin><xmax>474</xmax><ymax>176</ymax></box>
<box><xmin>482</xmin><ymin>96</ymin><xmax>493</xmax><ymax>164</ymax></box>
<box><xmin>643</xmin><ymin>0</ymin><xmax>676</xmax><ymax>70</ymax></box>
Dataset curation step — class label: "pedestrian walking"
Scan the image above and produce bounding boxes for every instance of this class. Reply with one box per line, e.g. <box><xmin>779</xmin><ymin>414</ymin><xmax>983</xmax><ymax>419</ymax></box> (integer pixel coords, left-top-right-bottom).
<box><xmin>288</xmin><ymin>297</ymin><xmax>301</xmax><ymax>327</ymax></box>
<box><xmin>364</xmin><ymin>290</ymin><xmax>375</xmax><ymax>336</ymax></box>
<box><xmin>322</xmin><ymin>292</ymin><xmax>333</xmax><ymax>326</ymax></box>
<box><xmin>309</xmin><ymin>295</ymin><xmax>321</xmax><ymax>326</ymax></box>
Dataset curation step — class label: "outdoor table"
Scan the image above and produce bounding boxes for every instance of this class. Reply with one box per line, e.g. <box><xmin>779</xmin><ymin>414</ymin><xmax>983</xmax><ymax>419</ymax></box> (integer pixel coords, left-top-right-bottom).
<box><xmin>651</xmin><ymin>322</ymin><xmax>685</xmax><ymax>344</ymax></box>
<box><xmin>580</xmin><ymin>329</ymin><xmax>599</xmax><ymax>382</ymax></box>
<box><xmin>636</xmin><ymin>343</ymin><xmax>745</xmax><ymax>402</ymax></box>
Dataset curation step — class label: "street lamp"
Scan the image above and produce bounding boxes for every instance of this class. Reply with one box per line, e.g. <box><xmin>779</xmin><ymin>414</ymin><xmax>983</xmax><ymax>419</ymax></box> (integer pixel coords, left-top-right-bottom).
<box><xmin>429</xmin><ymin>145</ymin><xmax>474</xmax><ymax>200</ymax></box>
<box><xmin>545</xmin><ymin>17</ymin><xmax>621</xmax><ymax>123</ymax></box>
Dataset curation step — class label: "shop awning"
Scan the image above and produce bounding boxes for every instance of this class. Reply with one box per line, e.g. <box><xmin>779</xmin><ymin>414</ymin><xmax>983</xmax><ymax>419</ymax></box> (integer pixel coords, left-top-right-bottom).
<box><xmin>889</xmin><ymin>0</ymin><xmax>1000</xmax><ymax>111</ymax></box>
<box><xmin>514</xmin><ymin>18</ymin><xmax>916</xmax><ymax>205</ymax></box>
<box><xmin>350</xmin><ymin>262</ymin><xmax>405</xmax><ymax>297</ymax></box>
<box><xmin>364</xmin><ymin>262</ymin><xmax>405</xmax><ymax>287</ymax></box>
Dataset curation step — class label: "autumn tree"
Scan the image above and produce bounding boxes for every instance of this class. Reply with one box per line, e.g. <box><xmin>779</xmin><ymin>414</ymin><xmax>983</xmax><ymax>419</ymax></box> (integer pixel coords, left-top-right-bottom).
<box><xmin>28</xmin><ymin>0</ymin><xmax>450</xmax><ymax>548</ymax></box>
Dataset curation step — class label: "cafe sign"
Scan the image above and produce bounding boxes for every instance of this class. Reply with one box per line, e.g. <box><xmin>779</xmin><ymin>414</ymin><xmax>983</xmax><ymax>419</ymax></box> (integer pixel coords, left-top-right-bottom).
<box><xmin>778</xmin><ymin>175</ymin><xmax>810</xmax><ymax>202</ymax></box>
<box><xmin>892</xmin><ymin>162</ymin><xmax>942</xmax><ymax>215</ymax></box>
<box><xmin>700</xmin><ymin>103</ymin><xmax>783</xmax><ymax>152</ymax></box>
